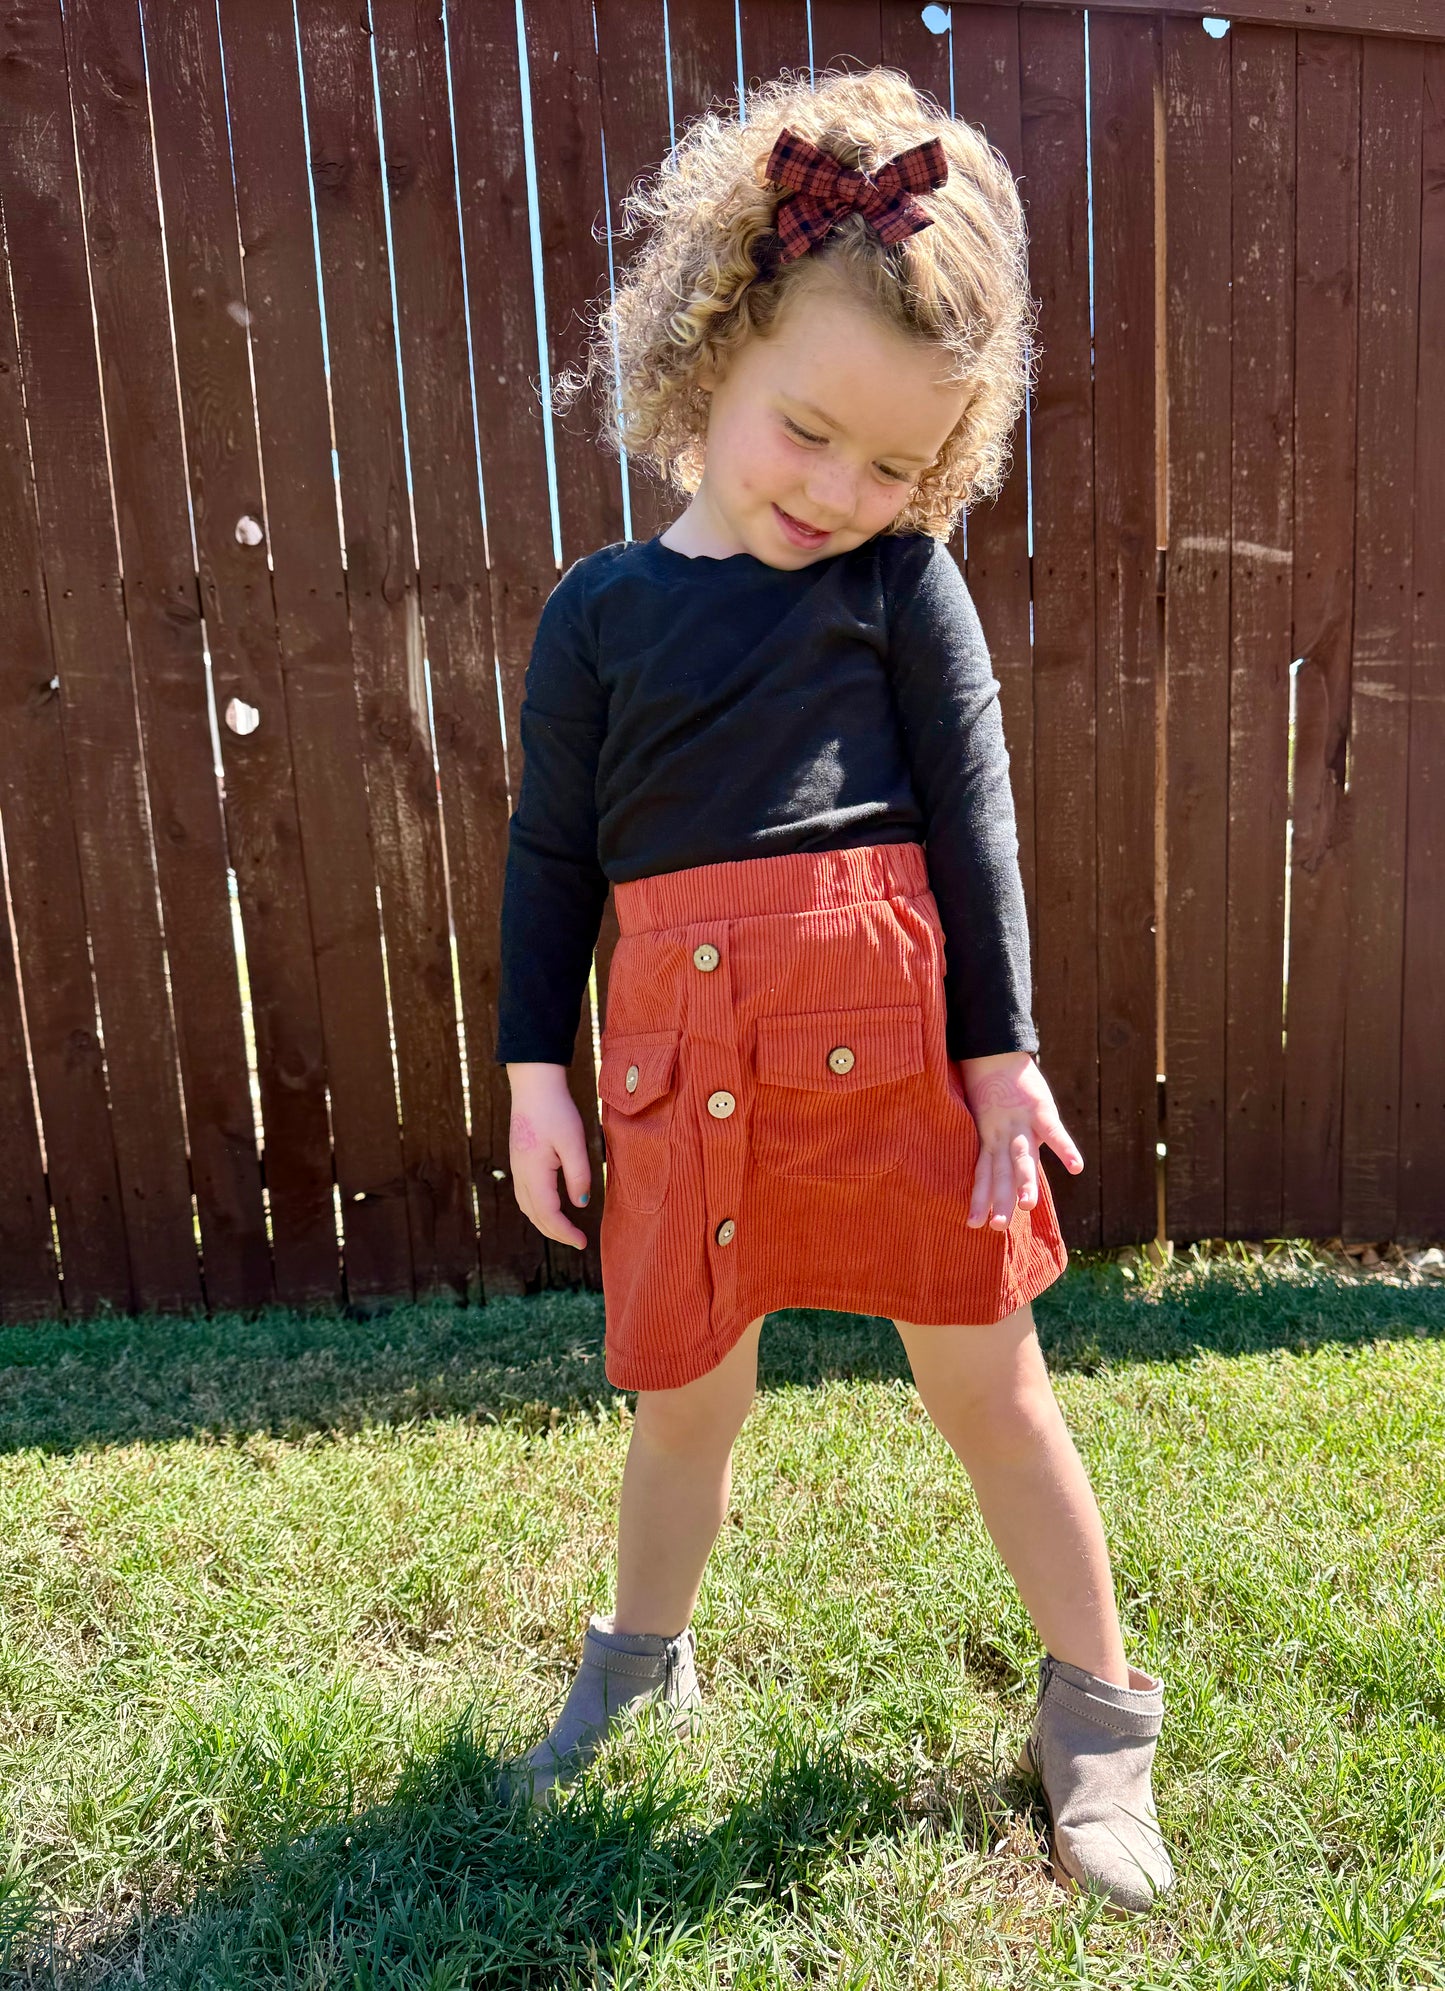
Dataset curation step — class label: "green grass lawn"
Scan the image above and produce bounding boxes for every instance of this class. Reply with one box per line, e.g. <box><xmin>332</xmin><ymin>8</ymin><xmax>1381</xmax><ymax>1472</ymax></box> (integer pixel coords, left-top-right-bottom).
<box><xmin>0</xmin><ymin>1245</ymin><xmax>1442</xmax><ymax>1987</ymax></box>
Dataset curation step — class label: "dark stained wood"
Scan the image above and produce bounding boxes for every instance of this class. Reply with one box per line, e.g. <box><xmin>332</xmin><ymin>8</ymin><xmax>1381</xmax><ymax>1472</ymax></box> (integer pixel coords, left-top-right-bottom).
<box><xmin>370</xmin><ymin>0</ymin><xmax>532</xmax><ymax>1294</ymax></box>
<box><xmin>588</xmin><ymin>4</ymin><xmax>680</xmax><ymax>1164</ymax></box>
<box><xmin>298</xmin><ymin>2</ymin><xmax>476</xmax><ymax>1306</ymax></box>
<box><xmin>953</xmin><ymin>0</ymin><xmax>1444</xmax><ymax>45</ymax></box>
<box><xmin>1087</xmin><ymin>11</ymin><xmax>1159</xmax><ymax>1246</ymax></box>
<box><xmin>881</xmin><ymin>1</ymin><xmax>948</xmax><ymax>104</ymax></box>
<box><xmin>811</xmin><ymin>2</ymin><xmax>885</xmax><ymax>75</ymax></box>
<box><xmin>1225</xmin><ymin>25</ymin><xmax>1294</xmax><ymax>1240</ymax></box>
<box><xmin>446</xmin><ymin>1</ymin><xmax>563</xmax><ymax>1295</ymax></box>
<box><xmin>666</xmin><ymin>0</ymin><xmax>740</xmax><ymax>129</ymax></box>
<box><xmin>141</xmin><ymin>0</ymin><xmax>340</xmax><ymax>1305</ymax></box>
<box><xmin>1018</xmin><ymin>8</ymin><xmax>1100</xmax><ymax>1250</ymax></box>
<box><xmin>1162</xmin><ymin>14</ymin><xmax>1231</xmax><ymax>1242</ymax></box>
<box><xmin>218</xmin><ymin>0</ymin><xmax>412</xmax><ymax>1306</ymax></box>
<box><xmin>1283</xmin><ymin>31</ymin><xmax>1361</xmax><ymax>1238</ymax></box>
<box><xmin>1400</xmin><ymin>44</ymin><xmax>1445</xmax><ymax>1239</ymax></box>
<box><xmin>1342</xmin><ymin>35</ymin><xmax>1422</xmax><ymax>1239</ymax></box>
<box><xmin>520</xmin><ymin>0</ymin><xmax>627</xmax><ymax>1289</ymax></box>
<box><xmin>953</xmin><ymin>11</ymin><xmax>1053</xmax><ymax>1208</ymax></box>
<box><xmin>0</xmin><ymin>0</ymin><xmax>199</xmax><ymax>1311</ymax></box>
<box><xmin>0</xmin><ymin>198</ymin><xmax>129</xmax><ymax>1317</ymax></box>
<box><xmin>4</xmin><ymin>0</ymin><xmax>1444</xmax><ymax>1322</ymax></box>
<box><xmin>0</xmin><ymin>846</ymin><xmax>60</xmax><ymax>1320</ymax></box>
<box><xmin>594</xmin><ymin>1</ymin><xmax>681</xmax><ymax>549</ymax></box>
<box><xmin>62</xmin><ymin>0</ymin><xmax>271</xmax><ymax>1312</ymax></box>
<box><xmin>737</xmin><ymin>0</ymin><xmax>811</xmax><ymax>93</ymax></box>
<box><xmin>953</xmin><ymin>11</ymin><xmax>1038</xmax><ymax>959</ymax></box>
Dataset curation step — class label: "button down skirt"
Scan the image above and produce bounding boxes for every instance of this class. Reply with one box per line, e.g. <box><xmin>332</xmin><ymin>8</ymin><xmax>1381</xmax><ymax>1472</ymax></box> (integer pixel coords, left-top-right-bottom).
<box><xmin>597</xmin><ymin>841</ymin><xmax>1069</xmax><ymax>1391</ymax></box>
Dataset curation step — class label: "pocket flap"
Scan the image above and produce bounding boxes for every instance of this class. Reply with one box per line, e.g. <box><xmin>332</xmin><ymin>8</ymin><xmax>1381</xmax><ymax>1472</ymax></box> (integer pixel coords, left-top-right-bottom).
<box><xmin>598</xmin><ymin>1030</ymin><xmax>681</xmax><ymax>1114</ymax></box>
<box><xmin>754</xmin><ymin>1004</ymin><xmax>924</xmax><ymax>1092</ymax></box>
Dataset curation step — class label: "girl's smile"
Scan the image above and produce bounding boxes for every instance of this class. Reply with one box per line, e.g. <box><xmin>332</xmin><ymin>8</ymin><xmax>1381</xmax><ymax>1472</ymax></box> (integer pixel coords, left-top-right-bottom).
<box><xmin>772</xmin><ymin>502</ymin><xmax>831</xmax><ymax>548</ymax></box>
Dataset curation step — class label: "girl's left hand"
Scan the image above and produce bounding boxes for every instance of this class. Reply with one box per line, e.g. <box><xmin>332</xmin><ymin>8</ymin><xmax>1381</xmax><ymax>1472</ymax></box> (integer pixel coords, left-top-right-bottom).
<box><xmin>957</xmin><ymin>1049</ymin><xmax>1084</xmax><ymax>1229</ymax></box>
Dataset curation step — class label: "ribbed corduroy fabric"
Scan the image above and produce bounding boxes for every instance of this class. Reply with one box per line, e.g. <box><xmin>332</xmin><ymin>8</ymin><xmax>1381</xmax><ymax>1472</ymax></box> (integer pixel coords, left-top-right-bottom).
<box><xmin>598</xmin><ymin>842</ymin><xmax>1069</xmax><ymax>1391</ymax></box>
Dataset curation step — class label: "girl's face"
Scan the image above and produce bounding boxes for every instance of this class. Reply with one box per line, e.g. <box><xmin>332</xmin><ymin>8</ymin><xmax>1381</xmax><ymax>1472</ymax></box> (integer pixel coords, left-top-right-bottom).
<box><xmin>676</xmin><ymin>274</ymin><xmax>968</xmax><ymax>566</ymax></box>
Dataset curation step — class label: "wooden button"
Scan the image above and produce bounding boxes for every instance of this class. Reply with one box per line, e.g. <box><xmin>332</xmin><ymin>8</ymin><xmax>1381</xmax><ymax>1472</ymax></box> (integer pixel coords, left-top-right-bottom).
<box><xmin>707</xmin><ymin>1089</ymin><xmax>736</xmax><ymax>1118</ymax></box>
<box><xmin>827</xmin><ymin>1044</ymin><xmax>856</xmax><ymax>1074</ymax></box>
<box><xmin>714</xmin><ymin>1218</ymin><xmax>736</xmax><ymax>1246</ymax></box>
<box><xmin>692</xmin><ymin>943</ymin><xmax>719</xmax><ymax>971</ymax></box>
<box><xmin>625</xmin><ymin>1063</ymin><xmax>640</xmax><ymax>1092</ymax></box>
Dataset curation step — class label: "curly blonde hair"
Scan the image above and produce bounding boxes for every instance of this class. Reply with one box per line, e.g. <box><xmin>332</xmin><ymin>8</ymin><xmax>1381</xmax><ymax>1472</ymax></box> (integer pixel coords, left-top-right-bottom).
<box><xmin>551</xmin><ymin>64</ymin><xmax>1039</xmax><ymax>540</ymax></box>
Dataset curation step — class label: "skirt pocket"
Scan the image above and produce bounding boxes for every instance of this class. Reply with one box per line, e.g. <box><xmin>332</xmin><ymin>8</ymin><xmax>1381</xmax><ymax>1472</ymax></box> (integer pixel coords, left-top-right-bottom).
<box><xmin>598</xmin><ymin>1028</ymin><xmax>681</xmax><ymax>1213</ymax></box>
<box><xmin>749</xmin><ymin>1002</ymin><xmax>924</xmax><ymax>1179</ymax></box>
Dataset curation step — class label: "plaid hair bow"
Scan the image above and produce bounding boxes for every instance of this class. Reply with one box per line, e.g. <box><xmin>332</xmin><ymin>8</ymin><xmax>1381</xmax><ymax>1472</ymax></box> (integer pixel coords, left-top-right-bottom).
<box><xmin>764</xmin><ymin>125</ymin><xmax>949</xmax><ymax>264</ymax></box>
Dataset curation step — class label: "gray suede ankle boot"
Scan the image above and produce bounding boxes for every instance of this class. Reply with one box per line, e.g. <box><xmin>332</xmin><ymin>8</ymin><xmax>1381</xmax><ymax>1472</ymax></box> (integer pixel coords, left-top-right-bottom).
<box><xmin>1016</xmin><ymin>1652</ymin><xmax>1177</xmax><ymax>1915</ymax></box>
<box><xmin>497</xmin><ymin>1612</ymin><xmax>702</xmax><ymax>1810</ymax></box>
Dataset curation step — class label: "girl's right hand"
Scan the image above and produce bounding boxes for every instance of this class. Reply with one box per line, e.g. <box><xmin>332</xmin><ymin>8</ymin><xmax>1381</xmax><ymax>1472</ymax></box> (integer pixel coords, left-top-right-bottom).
<box><xmin>505</xmin><ymin>1063</ymin><xmax>593</xmax><ymax>1250</ymax></box>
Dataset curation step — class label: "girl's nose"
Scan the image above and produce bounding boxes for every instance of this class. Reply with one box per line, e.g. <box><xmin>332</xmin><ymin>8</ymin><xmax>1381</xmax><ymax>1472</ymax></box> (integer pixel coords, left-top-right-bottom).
<box><xmin>801</xmin><ymin>466</ymin><xmax>857</xmax><ymax>527</ymax></box>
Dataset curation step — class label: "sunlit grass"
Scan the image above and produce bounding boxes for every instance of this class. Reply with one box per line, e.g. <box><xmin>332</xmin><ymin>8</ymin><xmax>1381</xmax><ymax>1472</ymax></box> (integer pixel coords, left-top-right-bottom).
<box><xmin>0</xmin><ymin>1243</ymin><xmax>1442</xmax><ymax>1986</ymax></box>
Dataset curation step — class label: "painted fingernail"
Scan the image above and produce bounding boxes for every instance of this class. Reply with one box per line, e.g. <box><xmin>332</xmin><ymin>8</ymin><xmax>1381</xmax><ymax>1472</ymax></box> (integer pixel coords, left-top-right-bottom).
<box><xmin>579</xmin><ymin>1192</ymin><xmax>589</xmax><ymax>1205</ymax></box>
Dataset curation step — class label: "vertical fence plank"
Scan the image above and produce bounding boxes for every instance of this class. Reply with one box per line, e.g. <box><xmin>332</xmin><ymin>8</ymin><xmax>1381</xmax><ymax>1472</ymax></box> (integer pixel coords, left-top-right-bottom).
<box><xmin>370</xmin><ymin>0</ymin><xmax>527</xmax><ymax>1296</ymax></box>
<box><xmin>63</xmin><ymin>0</ymin><xmax>271</xmax><ymax>1312</ymax></box>
<box><xmin>217</xmin><ymin>0</ymin><xmax>412</xmax><ymax>1308</ymax></box>
<box><xmin>298</xmin><ymin>2</ymin><xmax>476</xmax><ymax>1305</ymax></box>
<box><xmin>1019</xmin><ymin>7</ymin><xmax>1100</xmax><ymax>1249</ymax></box>
<box><xmin>142</xmin><ymin>0</ymin><xmax>340</xmax><ymax>1306</ymax></box>
<box><xmin>594</xmin><ymin>2</ymin><xmax>680</xmax><ymax>550</ymax></box>
<box><xmin>737</xmin><ymin>1</ymin><xmax>811</xmax><ymax>90</ymax></box>
<box><xmin>1283</xmin><ymin>31</ymin><xmax>1361</xmax><ymax>1240</ymax></box>
<box><xmin>1399</xmin><ymin>43</ymin><xmax>1445</xmax><ymax>1241</ymax></box>
<box><xmin>0</xmin><ymin>241</ymin><xmax>129</xmax><ymax>1317</ymax></box>
<box><xmin>1343</xmin><ymin>36</ymin><xmax>1421</xmax><ymax>1240</ymax></box>
<box><xmin>588</xmin><ymin>4</ymin><xmax>676</xmax><ymax>1151</ymax></box>
<box><xmin>1163</xmin><ymin>14</ymin><xmax>1231</xmax><ymax>1242</ymax></box>
<box><xmin>811</xmin><ymin>3</ymin><xmax>883</xmax><ymax>73</ymax></box>
<box><xmin>0</xmin><ymin>0</ymin><xmax>199</xmax><ymax>1311</ymax></box>
<box><xmin>446</xmin><ymin>0</ymin><xmax>560</xmax><ymax>1295</ymax></box>
<box><xmin>1089</xmin><ymin>12</ymin><xmax>1159</xmax><ymax>1246</ymax></box>
<box><xmin>519</xmin><ymin>0</ymin><xmax>624</xmax><ymax>1288</ymax></box>
<box><xmin>882</xmin><ymin>2</ymin><xmax>947</xmax><ymax>101</ymax></box>
<box><xmin>0</xmin><ymin>838</ymin><xmax>58</xmax><ymax>1320</ymax></box>
<box><xmin>1226</xmin><ymin>24</ymin><xmax>1294</xmax><ymax>1240</ymax></box>
<box><xmin>667</xmin><ymin>0</ymin><xmax>738</xmax><ymax>129</ymax></box>
<box><xmin>954</xmin><ymin>10</ymin><xmax>1038</xmax><ymax>975</ymax></box>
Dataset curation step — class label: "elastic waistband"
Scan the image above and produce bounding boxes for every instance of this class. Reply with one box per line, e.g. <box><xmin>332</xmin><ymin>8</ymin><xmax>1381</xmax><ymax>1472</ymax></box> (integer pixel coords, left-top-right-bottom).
<box><xmin>613</xmin><ymin>841</ymin><xmax>929</xmax><ymax>936</ymax></box>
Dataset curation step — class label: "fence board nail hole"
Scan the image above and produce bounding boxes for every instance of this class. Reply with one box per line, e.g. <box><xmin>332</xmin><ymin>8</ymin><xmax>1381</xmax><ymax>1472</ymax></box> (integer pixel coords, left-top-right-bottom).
<box><xmin>235</xmin><ymin>514</ymin><xmax>264</xmax><ymax>546</ymax></box>
<box><xmin>224</xmin><ymin>698</ymin><xmax>260</xmax><ymax>736</ymax></box>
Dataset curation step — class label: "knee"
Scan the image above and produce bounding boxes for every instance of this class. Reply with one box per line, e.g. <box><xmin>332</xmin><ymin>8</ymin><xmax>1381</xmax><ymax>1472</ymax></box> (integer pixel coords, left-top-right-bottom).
<box><xmin>634</xmin><ymin>1381</ymin><xmax>752</xmax><ymax>1461</ymax></box>
<box><xmin>936</xmin><ymin>1377</ymin><xmax>1058</xmax><ymax>1465</ymax></box>
<box><xmin>632</xmin><ymin>1316</ymin><xmax>762</xmax><ymax>1458</ymax></box>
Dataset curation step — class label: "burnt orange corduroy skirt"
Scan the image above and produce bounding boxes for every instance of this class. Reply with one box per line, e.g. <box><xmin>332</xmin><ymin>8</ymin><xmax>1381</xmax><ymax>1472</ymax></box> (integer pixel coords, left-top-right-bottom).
<box><xmin>597</xmin><ymin>841</ymin><xmax>1069</xmax><ymax>1391</ymax></box>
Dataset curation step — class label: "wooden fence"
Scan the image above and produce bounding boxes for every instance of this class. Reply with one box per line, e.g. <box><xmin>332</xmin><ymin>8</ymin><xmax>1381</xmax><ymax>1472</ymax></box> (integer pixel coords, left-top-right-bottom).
<box><xmin>0</xmin><ymin>0</ymin><xmax>1439</xmax><ymax>1324</ymax></box>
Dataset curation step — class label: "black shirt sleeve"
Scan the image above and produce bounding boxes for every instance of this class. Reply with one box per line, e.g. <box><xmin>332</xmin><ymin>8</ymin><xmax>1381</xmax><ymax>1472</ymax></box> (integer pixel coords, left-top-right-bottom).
<box><xmin>885</xmin><ymin>536</ymin><xmax>1038</xmax><ymax>1060</ymax></box>
<box><xmin>494</xmin><ymin>560</ymin><xmax>610</xmax><ymax>1065</ymax></box>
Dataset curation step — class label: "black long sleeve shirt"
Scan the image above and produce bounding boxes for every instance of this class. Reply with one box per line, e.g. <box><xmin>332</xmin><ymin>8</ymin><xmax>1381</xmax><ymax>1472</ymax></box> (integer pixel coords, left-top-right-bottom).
<box><xmin>493</xmin><ymin>528</ymin><xmax>1037</xmax><ymax>1067</ymax></box>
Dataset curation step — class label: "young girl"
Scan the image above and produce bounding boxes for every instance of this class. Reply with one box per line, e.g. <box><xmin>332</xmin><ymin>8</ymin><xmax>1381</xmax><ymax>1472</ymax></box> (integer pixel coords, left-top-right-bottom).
<box><xmin>494</xmin><ymin>68</ymin><xmax>1175</xmax><ymax>1915</ymax></box>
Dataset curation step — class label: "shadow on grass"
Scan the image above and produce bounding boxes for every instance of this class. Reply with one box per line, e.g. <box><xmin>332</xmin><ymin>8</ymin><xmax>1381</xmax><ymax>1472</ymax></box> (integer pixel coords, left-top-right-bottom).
<box><xmin>0</xmin><ymin>1256</ymin><xmax>1440</xmax><ymax>1456</ymax></box>
<box><xmin>2</xmin><ymin>1705</ymin><xmax>1013</xmax><ymax>1989</ymax></box>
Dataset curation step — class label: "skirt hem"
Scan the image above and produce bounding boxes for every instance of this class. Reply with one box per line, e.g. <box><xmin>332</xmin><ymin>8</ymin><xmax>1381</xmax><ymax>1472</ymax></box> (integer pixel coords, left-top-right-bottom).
<box><xmin>602</xmin><ymin>1226</ymin><xmax>1069</xmax><ymax>1392</ymax></box>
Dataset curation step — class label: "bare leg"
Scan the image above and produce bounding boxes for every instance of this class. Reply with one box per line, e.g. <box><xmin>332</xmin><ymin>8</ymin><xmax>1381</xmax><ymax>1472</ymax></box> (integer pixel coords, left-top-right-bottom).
<box><xmin>892</xmin><ymin>1302</ymin><xmax>1130</xmax><ymax>1686</ymax></box>
<box><xmin>612</xmin><ymin>1315</ymin><xmax>766</xmax><ymax>1636</ymax></box>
